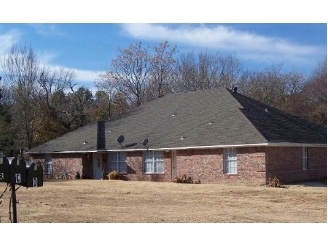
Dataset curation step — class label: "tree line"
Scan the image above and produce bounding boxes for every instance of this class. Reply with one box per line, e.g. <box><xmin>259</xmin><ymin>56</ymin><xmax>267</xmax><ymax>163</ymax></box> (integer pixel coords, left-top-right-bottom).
<box><xmin>0</xmin><ymin>42</ymin><xmax>326</xmax><ymax>155</ymax></box>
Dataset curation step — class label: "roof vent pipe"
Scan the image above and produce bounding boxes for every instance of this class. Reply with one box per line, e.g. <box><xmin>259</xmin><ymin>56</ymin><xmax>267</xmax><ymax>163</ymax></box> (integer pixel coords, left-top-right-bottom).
<box><xmin>232</xmin><ymin>87</ymin><xmax>238</xmax><ymax>93</ymax></box>
<box><xmin>97</xmin><ymin>121</ymin><xmax>106</xmax><ymax>150</ymax></box>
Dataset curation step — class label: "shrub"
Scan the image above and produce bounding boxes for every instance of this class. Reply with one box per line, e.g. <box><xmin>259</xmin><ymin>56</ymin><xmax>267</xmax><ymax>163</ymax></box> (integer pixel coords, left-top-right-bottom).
<box><xmin>75</xmin><ymin>172</ymin><xmax>81</xmax><ymax>179</ymax></box>
<box><xmin>108</xmin><ymin>171</ymin><xmax>120</xmax><ymax>180</ymax></box>
<box><xmin>102</xmin><ymin>172</ymin><xmax>109</xmax><ymax>180</ymax></box>
<box><xmin>267</xmin><ymin>176</ymin><xmax>287</xmax><ymax>188</ymax></box>
<box><xmin>174</xmin><ymin>174</ymin><xmax>196</xmax><ymax>184</ymax></box>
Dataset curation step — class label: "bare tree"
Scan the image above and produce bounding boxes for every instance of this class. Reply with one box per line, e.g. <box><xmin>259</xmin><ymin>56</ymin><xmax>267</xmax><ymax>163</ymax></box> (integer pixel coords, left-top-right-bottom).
<box><xmin>1</xmin><ymin>44</ymin><xmax>40</xmax><ymax>150</ymax></box>
<box><xmin>301</xmin><ymin>57</ymin><xmax>327</xmax><ymax>126</ymax></box>
<box><xmin>148</xmin><ymin>41</ymin><xmax>178</xmax><ymax>99</ymax></box>
<box><xmin>1</xmin><ymin>43</ymin><xmax>78</xmax><ymax>151</ymax></box>
<box><xmin>36</xmin><ymin>67</ymin><xmax>77</xmax><ymax>132</ymax></box>
<box><xmin>89</xmin><ymin>90</ymin><xmax>111</xmax><ymax>120</ymax></box>
<box><xmin>96</xmin><ymin>41</ymin><xmax>178</xmax><ymax>117</ymax></box>
<box><xmin>236</xmin><ymin>64</ymin><xmax>305</xmax><ymax>111</ymax></box>
<box><xmin>0</xmin><ymin>77</ymin><xmax>14</xmax><ymax>155</ymax></box>
<box><xmin>65</xmin><ymin>86</ymin><xmax>94</xmax><ymax>128</ymax></box>
<box><xmin>172</xmin><ymin>52</ymin><xmax>198</xmax><ymax>92</ymax></box>
<box><xmin>99</xmin><ymin>42</ymin><xmax>151</xmax><ymax>108</ymax></box>
<box><xmin>95</xmin><ymin>75</ymin><xmax>118</xmax><ymax>119</ymax></box>
<box><xmin>173</xmin><ymin>51</ymin><xmax>242</xmax><ymax>92</ymax></box>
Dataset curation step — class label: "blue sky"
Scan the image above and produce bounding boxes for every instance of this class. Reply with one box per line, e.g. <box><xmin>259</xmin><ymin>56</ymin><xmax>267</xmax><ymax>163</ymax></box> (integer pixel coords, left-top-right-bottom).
<box><xmin>0</xmin><ymin>1</ymin><xmax>327</xmax><ymax>94</ymax></box>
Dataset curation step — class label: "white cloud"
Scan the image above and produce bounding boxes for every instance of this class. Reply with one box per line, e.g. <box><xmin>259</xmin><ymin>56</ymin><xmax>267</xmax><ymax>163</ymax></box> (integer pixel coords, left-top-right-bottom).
<box><xmin>121</xmin><ymin>23</ymin><xmax>323</xmax><ymax>64</ymax></box>
<box><xmin>48</xmin><ymin>64</ymin><xmax>104</xmax><ymax>93</ymax></box>
<box><xmin>47</xmin><ymin>64</ymin><xmax>102</xmax><ymax>82</ymax></box>
<box><xmin>73</xmin><ymin>68</ymin><xmax>103</xmax><ymax>83</ymax></box>
<box><xmin>72</xmin><ymin>68</ymin><xmax>103</xmax><ymax>94</ymax></box>
<box><xmin>0</xmin><ymin>29</ymin><xmax>21</xmax><ymax>56</ymax></box>
<box><xmin>0</xmin><ymin>29</ymin><xmax>22</xmax><ymax>77</ymax></box>
<box><xmin>37</xmin><ymin>50</ymin><xmax>60</xmax><ymax>64</ymax></box>
<box><xmin>29</xmin><ymin>24</ymin><xmax>66</xmax><ymax>37</ymax></box>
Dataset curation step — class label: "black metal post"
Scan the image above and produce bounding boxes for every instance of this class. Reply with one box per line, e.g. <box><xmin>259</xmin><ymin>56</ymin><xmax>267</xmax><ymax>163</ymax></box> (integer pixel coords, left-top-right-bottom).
<box><xmin>11</xmin><ymin>183</ymin><xmax>18</xmax><ymax>223</ymax></box>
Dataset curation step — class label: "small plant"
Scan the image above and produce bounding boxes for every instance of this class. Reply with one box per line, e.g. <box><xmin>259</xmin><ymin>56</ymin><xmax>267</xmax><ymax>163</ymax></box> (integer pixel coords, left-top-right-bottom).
<box><xmin>75</xmin><ymin>172</ymin><xmax>81</xmax><ymax>179</ymax></box>
<box><xmin>102</xmin><ymin>171</ymin><xmax>109</xmax><ymax>180</ymax></box>
<box><xmin>174</xmin><ymin>174</ymin><xmax>194</xmax><ymax>184</ymax></box>
<box><xmin>108</xmin><ymin>170</ymin><xmax>120</xmax><ymax>180</ymax></box>
<box><xmin>267</xmin><ymin>176</ymin><xmax>287</xmax><ymax>188</ymax></box>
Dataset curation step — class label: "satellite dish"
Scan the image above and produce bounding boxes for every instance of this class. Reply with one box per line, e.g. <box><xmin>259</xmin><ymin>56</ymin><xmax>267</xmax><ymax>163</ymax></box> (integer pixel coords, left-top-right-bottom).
<box><xmin>142</xmin><ymin>139</ymin><xmax>148</xmax><ymax>146</ymax></box>
<box><xmin>116</xmin><ymin>135</ymin><xmax>124</xmax><ymax>144</ymax></box>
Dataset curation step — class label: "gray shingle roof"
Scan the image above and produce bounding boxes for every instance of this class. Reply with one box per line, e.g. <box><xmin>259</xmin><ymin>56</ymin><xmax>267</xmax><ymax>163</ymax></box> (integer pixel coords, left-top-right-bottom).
<box><xmin>28</xmin><ymin>87</ymin><xmax>327</xmax><ymax>154</ymax></box>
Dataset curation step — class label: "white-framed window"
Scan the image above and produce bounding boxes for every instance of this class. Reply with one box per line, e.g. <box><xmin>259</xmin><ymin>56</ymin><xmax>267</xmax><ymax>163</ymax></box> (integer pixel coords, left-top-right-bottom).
<box><xmin>143</xmin><ymin>151</ymin><xmax>164</xmax><ymax>174</ymax></box>
<box><xmin>109</xmin><ymin>152</ymin><xmax>127</xmax><ymax>174</ymax></box>
<box><xmin>302</xmin><ymin>147</ymin><xmax>308</xmax><ymax>171</ymax></box>
<box><xmin>45</xmin><ymin>154</ymin><xmax>53</xmax><ymax>175</ymax></box>
<box><xmin>224</xmin><ymin>148</ymin><xmax>237</xmax><ymax>174</ymax></box>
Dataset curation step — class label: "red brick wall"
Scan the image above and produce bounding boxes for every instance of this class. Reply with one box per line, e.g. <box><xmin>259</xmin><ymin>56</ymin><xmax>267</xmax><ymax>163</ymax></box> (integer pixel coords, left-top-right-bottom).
<box><xmin>30</xmin><ymin>146</ymin><xmax>326</xmax><ymax>184</ymax></box>
<box><xmin>265</xmin><ymin>147</ymin><xmax>327</xmax><ymax>184</ymax></box>
<box><xmin>30</xmin><ymin>153</ymin><xmax>85</xmax><ymax>179</ymax></box>
<box><xmin>125</xmin><ymin>151</ymin><xmax>172</xmax><ymax>182</ymax></box>
<box><xmin>176</xmin><ymin>147</ymin><xmax>266</xmax><ymax>184</ymax></box>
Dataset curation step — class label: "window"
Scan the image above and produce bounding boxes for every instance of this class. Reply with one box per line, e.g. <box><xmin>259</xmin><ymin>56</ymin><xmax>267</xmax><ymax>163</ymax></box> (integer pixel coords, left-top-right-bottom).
<box><xmin>143</xmin><ymin>151</ymin><xmax>164</xmax><ymax>174</ymax></box>
<box><xmin>224</xmin><ymin>148</ymin><xmax>237</xmax><ymax>174</ymax></box>
<box><xmin>45</xmin><ymin>154</ymin><xmax>53</xmax><ymax>175</ymax></box>
<box><xmin>109</xmin><ymin>152</ymin><xmax>127</xmax><ymax>173</ymax></box>
<box><xmin>302</xmin><ymin>147</ymin><xmax>308</xmax><ymax>170</ymax></box>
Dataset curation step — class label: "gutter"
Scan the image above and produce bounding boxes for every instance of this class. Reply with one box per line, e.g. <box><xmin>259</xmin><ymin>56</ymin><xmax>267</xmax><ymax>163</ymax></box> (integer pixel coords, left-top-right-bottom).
<box><xmin>26</xmin><ymin>142</ymin><xmax>326</xmax><ymax>154</ymax></box>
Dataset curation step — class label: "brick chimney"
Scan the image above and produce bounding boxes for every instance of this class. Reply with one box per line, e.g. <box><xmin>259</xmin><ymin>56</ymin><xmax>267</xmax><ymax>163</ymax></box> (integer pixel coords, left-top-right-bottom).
<box><xmin>97</xmin><ymin>121</ymin><xmax>106</xmax><ymax>150</ymax></box>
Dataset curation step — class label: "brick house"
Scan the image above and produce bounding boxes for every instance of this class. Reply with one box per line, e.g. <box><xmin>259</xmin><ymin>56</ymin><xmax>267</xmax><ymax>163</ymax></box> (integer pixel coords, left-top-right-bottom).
<box><xmin>27</xmin><ymin>87</ymin><xmax>327</xmax><ymax>185</ymax></box>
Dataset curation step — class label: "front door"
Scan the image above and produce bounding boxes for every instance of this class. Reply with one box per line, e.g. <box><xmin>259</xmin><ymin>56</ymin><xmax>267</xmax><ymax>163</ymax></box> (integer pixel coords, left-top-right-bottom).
<box><xmin>171</xmin><ymin>150</ymin><xmax>177</xmax><ymax>181</ymax></box>
<box><xmin>93</xmin><ymin>153</ymin><xmax>103</xmax><ymax>179</ymax></box>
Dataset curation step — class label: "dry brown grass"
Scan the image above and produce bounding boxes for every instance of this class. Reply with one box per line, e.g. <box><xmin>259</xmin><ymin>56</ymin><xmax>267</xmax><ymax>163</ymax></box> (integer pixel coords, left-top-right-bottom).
<box><xmin>0</xmin><ymin>179</ymin><xmax>326</xmax><ymax>223</ymax></box>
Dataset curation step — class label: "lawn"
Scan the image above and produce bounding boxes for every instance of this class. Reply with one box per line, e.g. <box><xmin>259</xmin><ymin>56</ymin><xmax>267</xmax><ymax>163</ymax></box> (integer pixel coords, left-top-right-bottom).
<box><xmin>0</xmin><ymin>179</ymin><xmax>326</xmax><ymax>223</ymax></box>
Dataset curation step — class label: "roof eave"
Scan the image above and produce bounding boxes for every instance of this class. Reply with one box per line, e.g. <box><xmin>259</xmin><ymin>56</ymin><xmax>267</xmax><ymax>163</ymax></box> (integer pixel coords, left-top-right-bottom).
<box><xmin>27</xmin><ymin>142</ymin><xmax>326</xmax><ymax>155</ymax></box>
<box><xmin>266</xmin><ymin>142</ymin><xmax>327</xmax><ymax>147</ymax></box>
